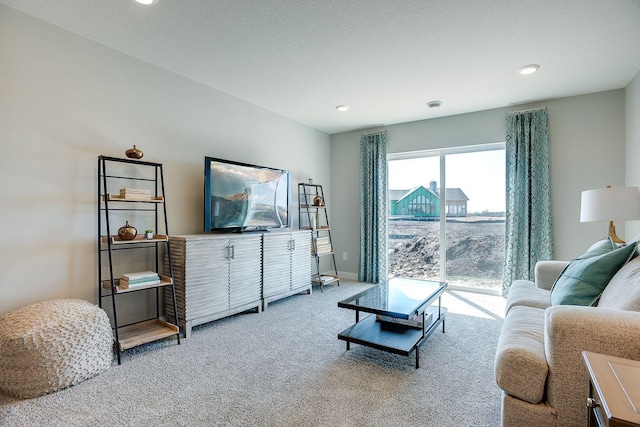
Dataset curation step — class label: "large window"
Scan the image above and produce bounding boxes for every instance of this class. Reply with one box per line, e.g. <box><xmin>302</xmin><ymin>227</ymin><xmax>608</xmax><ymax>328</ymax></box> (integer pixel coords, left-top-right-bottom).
<box><xmin>387</xmin><ymin>143</ymin><xmax>505</xmax><ymax>293</ymax></box>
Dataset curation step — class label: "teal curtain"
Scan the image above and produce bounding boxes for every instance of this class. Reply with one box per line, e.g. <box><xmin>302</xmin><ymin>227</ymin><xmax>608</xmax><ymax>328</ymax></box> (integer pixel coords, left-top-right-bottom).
<box><xmin>359</xmin><ymin>132</ymin><xmax>388</xmax><ymax>283</ymax></box>
<box><xmin>503</xmin><ymin>108</ymin><xmax>553</xmax><ymax>296</ymax></box>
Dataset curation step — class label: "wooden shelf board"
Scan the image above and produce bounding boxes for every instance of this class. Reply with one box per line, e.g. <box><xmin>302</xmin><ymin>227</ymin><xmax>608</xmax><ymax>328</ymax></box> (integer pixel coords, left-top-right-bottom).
<box><xmin>104</xmin><ymin>194</ymin><xmax>164</xmax><ymax>202</ymax></box>
<box><xmin>312</xmin><ymin>275</ymin><xmax>339</xmax><ymax>285</ymax></box>
<box><xmin>102</xmin><ymin>275</ymin><xmax>173</xmax><ymax>294</ymax></box>
<box><xmin>313</xmin><ymin>251</ymin><xmax>335</xmax><ymax>257</ymax></box>
<box><xmin>117</xmin><ymin>319</ymin><xmax>179</xmax><ymax>351</ymax></box>
<box><xmin>102</xmin><ymin>234</ymin><xmax>168</xmax><ymax>245</ymax></box>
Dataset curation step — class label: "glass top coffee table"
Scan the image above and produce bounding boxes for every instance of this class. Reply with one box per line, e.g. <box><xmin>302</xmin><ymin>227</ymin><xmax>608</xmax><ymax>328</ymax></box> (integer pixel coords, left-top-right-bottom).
<box><xmin>337</xmin><ymin>277</ymin><xmax>447</xmax><ymax>368</ymax></box>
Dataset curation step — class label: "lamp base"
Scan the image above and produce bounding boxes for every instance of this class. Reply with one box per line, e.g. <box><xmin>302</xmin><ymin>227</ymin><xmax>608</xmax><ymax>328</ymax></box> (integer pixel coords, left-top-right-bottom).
<box><xmin>608</xmin><ymin>221</ymin><xmax>626</xmax><ymax>245</ymax></box>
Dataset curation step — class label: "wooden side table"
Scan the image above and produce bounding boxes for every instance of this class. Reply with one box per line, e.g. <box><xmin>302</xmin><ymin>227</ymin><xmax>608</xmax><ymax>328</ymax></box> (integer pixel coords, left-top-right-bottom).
<box><xmin>582</xmin><ymin>351</ymin><xmax>640</xmax><ymax>427</ymax></box>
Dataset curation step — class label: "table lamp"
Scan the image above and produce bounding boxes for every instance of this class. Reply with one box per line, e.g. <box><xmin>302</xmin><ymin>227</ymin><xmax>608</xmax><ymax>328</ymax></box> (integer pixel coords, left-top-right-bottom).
<box><xmin>580</xmin><ymin>186</ymin><xmax>640</xmax><ymax>244</ymax></box>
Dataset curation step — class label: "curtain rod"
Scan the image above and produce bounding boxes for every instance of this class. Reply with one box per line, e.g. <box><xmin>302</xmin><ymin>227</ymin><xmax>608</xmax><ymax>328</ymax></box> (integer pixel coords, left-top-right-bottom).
<box><xmin>509</xmin><ymin>106</ymin><xmax>547</xmax><ymax>115</ymax></box>
<box><xmin>360</xmin><ymin>130</ymin><xmax>387</xmax><ymax>137</ymax></box>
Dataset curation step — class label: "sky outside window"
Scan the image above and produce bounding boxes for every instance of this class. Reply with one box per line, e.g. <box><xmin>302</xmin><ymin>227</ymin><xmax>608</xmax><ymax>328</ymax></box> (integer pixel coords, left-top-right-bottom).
<box><xmin>388</xmin><ymin>150</ymin><xmax>505</xmax><ymax>214</ymax></box>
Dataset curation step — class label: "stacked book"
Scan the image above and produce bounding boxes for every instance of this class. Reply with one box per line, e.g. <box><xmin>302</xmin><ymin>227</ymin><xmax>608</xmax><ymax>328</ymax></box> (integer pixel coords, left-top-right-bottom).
<box><xmin>316</xmin><ymin>275</ymin><xmax>335</xmax><ymax>284</ymax></box>
<box><xmin>119</xmin><ymin>271</ymin><xmax>160</xmax><ymax>289</ymax></box>
<box><xmin>377</xmin><ymin>311</ymin><xmax>433</xmax><ymax>329</ymax></box>
<box><xmin>119</xmin><ymin>188</ymin><xmax>152</xmax><ymax>199</ymax></box>
<box><xmin>313</xmin><ymin>237</ymin><xmax>333</xmax><ymax>255</ymax></box>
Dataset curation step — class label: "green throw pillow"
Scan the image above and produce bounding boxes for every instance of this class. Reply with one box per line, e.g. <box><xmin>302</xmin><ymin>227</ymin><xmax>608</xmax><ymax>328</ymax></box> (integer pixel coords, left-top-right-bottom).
<box><xmin>550</xmin><ymin>241</ymin><xmax>639</xmax><ymax>306</ymax></box>
<box><xmin>578</xmin><ymin>237</ymin><xmax>617</xmax><ymax>259</ymax></box>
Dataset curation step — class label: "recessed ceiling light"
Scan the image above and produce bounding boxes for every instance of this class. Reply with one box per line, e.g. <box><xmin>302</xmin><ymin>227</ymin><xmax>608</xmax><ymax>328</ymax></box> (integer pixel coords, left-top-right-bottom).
<box><xmin>335</xmin><ymin>105</ymin><xmax>350</xmax><ymax>112</ymax></box>
<box><xmin>135</xmin><ymin>0</ymin><xmax>155</xmax><ymax>5</ymax></box>
<box><xmin>426</xmin><ymin>100</ymin><xmax>442</xmax><ymax>108</ymax></box>
<box><xmin>519</xmin><ymin>64</ymin><xmax>540</xmax><ymax>75</ymax></box>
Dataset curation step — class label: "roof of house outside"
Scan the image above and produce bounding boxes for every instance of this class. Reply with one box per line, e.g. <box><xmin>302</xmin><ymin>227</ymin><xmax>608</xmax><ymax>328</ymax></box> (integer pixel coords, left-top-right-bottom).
<box><xmin>389</xmin><ymin>189</ymin><xmax>410</xmax><ymax>201</ymax></box>
<box><xmin>390</xmin><ymin>186</ymin><xmax>469</xmax><ymax>202</ymax></box>
<box><xmin>441</xmin><ymin>188</ymin><xmax>469</xmax><ymax>202</ymax></box>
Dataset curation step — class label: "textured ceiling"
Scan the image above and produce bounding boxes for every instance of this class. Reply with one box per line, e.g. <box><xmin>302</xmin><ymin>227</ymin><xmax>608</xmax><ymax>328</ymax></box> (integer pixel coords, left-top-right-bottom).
<box><xmin>2</xmin><ymin>0</ymin><xmax>640</xmax><ymax>134</ymax></box>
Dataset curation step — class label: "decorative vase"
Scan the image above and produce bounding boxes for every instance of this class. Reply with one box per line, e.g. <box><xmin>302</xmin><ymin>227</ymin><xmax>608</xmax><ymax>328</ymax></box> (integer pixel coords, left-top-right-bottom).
<box><xmin>313</xmin><ymin>195</ymin><xmax>324</xmax><ymax>206</ymax></box>
<box><xmin>118</xmin><ymin>221</ymin><xmax>137</xmax><ymax>241</ymax></box>
<box><xmin>125</xmin><ymin>145</ymin><xmax>144</xmax><ymax>159</ymax></box>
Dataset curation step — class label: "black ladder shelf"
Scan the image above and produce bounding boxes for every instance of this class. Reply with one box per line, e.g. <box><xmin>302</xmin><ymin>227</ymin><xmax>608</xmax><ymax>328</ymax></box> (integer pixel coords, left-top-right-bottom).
<box><xmin>298</xmin><ymin>183</ymin><xmax>340</xmax><ymax>291</ymax></box>
<box><xmin>98</xmin><ymin>155</ymin><xmax>180</xmax><ymax>364</ymax></box>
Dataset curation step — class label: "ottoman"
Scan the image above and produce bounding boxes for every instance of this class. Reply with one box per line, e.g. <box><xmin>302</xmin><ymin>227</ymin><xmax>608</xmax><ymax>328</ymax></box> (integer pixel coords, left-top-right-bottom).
<box><xmin>0</xmin><ymin>299</ymin><xmax>113</xmax><ymax>398</ymax></box>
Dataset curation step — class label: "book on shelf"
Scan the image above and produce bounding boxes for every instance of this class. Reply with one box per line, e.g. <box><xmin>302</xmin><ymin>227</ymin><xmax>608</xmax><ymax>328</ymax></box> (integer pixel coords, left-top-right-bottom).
<box><xmin>118</xmin><ymin>278</ymin><xmax>161</xmax><ymax>289</ymax></box>
<box><xmin>313</xmin><ymin>236</ymin><xmax>332</xmax><ymax>254</ymax></box>
<box><xmin>102</xmin><ymin>278</ymin><xmax>161</xmax><ymax>290</ymax></box>
<box><xmin>314</xmin><ymin>275</ymin><xmax>335</xmax><ymax>284</ymax></box>
<box><xmin>376</xmin><ymin>312</ymin><xmax>433</xmax><ymax>329</ymax></box>
<box><xmin>121</xmin><ymin>276</ymin><xmax>160</xmax><ymax>285</ymax></box>
<box><xmin>119</xmin><ymin>188</ymin><xmax>152</xmax><ymax>199</ymax></box>
<box><xmin>313</xmin><ymin>237</ymin><xmax>330</xmax><ymax>246</ymax></box>
<box><xmin>119</xmin><ymin>271</ymin><xmax>161</xmax><ymax>289</ymax></box>
<box><xmin>121</xmin><ymin>270</ymin><xmax>158</xmax><ymax>281</ymax></box>
<box><xmin>314</xmin><ymin>244</ymin><xmax>333</xmax><ymax>255</ymax></box>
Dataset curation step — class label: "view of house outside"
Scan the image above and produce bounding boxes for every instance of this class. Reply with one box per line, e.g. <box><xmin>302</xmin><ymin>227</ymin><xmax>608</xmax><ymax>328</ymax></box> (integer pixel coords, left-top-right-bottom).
<box><xmin>387</xmin><ymin>149</ymin><xmax>506</xmax><ymax>293</ymax></box>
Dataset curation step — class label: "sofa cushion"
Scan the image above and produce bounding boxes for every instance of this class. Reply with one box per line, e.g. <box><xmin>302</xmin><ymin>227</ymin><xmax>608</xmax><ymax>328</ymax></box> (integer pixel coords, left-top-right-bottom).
<box><xmin>598</xmin><ymin>257</ymin><xmax>640</xmax><ymax>311</ymax></box>
<box><xmin>495</xmin><ymin>305</ymin><xmax>548</xmax><ymax>404</ymax></box>
<box><xmin>550</xmin><ymin>241</ymin><xmax>638</xmax><ymax>306</ymax></box>
<box><xmin>534</xmin><ymin>260</ymin><xmax>570</xmax><ymax>291</ymax></box>
<box><xmin>505</xmin><ymin>280</ymin><xmax>551</xmax><ymax>314</ymax></box>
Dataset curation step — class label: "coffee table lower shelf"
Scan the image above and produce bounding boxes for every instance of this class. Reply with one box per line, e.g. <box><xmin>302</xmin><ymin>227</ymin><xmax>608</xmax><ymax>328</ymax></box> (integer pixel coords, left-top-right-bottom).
<box><xmin>338</xmin><ymin>306</ymin><xmax>446</xmax><ymax>368</ymax></box>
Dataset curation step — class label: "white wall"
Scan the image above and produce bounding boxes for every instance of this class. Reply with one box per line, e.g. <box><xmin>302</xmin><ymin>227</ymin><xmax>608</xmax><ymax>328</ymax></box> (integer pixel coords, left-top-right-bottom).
<box><xmin>0</xmin><ymin>6</ymin><xmax>330</xmax><ymax>316</ymax></box>
<box><xmin>1</xmin><ymin>5</ymin><xmax>634</xmax><ymax>313</ymax></box>
<box><xmin>330</xmin><ymin>90</ymin><xmax>627</xmax><ymax>278</ymax></box>
<box><xmin>626</xmin><ymin>70</ymin><xmax>640</xmax><ymax>238</ymax></box>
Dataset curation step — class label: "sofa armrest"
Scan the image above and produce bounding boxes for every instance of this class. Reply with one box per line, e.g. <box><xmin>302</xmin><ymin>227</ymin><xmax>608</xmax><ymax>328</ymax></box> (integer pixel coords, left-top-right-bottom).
<box><xmin>534</xmin><ymin>260</ymin><xmax>568</xmax><ymax>290</ymax></box>
<box><xmin>544</xmin><ymin>306</ymin><xmax>640</xmax><ymax>426</ymax></box>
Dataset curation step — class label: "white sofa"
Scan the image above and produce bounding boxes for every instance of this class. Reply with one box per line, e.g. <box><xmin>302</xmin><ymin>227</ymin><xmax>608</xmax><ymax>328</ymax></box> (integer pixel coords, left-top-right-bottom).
<box><xmin>495</xmin><ymin>254</ymin><xmax>640</xmax><ymax>427</ymax></box>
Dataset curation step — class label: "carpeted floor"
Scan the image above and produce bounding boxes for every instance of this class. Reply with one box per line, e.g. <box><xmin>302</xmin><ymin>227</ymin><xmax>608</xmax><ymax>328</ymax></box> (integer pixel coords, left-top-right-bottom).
<box><xmin>0</xmin><ymin>281</ymin><xmax>506</xmax><ymax>427</ymax></box>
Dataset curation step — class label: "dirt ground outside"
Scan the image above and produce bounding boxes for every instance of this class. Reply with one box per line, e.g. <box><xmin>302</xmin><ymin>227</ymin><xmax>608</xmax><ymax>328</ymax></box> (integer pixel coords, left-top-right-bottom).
<box><xmin>388</xmin><ymin>217</ymin><xmax>505</xmax><ymax>292</ymax></box>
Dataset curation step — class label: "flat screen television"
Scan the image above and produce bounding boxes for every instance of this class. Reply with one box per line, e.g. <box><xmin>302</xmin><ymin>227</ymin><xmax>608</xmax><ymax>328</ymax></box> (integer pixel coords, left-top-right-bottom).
<box><xmin>204</xmin><ymin>157</ymin><xmax>290</xmax><ymax>233</ymax></box>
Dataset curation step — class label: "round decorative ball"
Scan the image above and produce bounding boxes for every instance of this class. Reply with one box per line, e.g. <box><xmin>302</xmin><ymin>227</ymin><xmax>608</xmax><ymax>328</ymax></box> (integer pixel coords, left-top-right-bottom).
<box><xmin>118</xmin><ymin>221</ymin><xmax>137</xmax><ymax>240</ymax></box>
<box><xmin>125</xmin><ymin>145</ymin><xmax>143</xmax><ymax>159</ymax></box>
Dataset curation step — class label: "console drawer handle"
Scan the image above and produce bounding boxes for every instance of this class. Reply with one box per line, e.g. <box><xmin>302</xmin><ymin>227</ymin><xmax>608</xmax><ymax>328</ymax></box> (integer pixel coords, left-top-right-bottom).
<box><xmin>587</xmin><ymin>397</ymin><xmax>600</xmax><ymax>409</ymax></box>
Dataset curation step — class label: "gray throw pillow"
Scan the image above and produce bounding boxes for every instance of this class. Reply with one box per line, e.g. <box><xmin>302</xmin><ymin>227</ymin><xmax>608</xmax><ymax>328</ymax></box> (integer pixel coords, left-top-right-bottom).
<box><xmin>598</xmin><ymin>257</ymin><xmax>640</xmax><ymax>311</ymax></box>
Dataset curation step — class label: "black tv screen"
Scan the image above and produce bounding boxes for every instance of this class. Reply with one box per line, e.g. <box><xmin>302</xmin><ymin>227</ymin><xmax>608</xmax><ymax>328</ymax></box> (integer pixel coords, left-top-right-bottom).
<box><xmin>204</xmin><ymin>157</ymin><xmax>290</xmax><ymax>232</ymax></box>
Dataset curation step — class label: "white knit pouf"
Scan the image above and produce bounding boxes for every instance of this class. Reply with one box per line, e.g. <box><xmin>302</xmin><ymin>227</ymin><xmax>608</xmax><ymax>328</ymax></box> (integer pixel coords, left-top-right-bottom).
<box><xmin>0</xmin><ymin>299</ymin><xmax>113</xmax><ymax>398</ymax></box>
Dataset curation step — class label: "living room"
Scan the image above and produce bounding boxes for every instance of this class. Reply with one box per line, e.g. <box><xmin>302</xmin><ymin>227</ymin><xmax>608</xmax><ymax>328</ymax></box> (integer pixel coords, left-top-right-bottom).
<box><xmin>1</xmin><ymin>1</ymin><xmax>640</xmax><ymax>426</ymax></box>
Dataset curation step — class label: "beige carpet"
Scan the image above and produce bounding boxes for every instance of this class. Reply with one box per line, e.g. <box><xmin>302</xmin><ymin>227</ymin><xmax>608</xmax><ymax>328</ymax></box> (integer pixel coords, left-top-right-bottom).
<box><xmin>0</xmin><ymin>281</ymin><xmax>506</xmax><ymax>427</ymax></box>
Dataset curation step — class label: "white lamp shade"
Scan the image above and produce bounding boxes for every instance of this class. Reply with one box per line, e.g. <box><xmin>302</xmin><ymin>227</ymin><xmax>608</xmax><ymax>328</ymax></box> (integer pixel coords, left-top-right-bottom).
<box><xmin>580</xmin><ymin>186</ymin><xmax>640</xmax><ymax>222</ymax></box>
